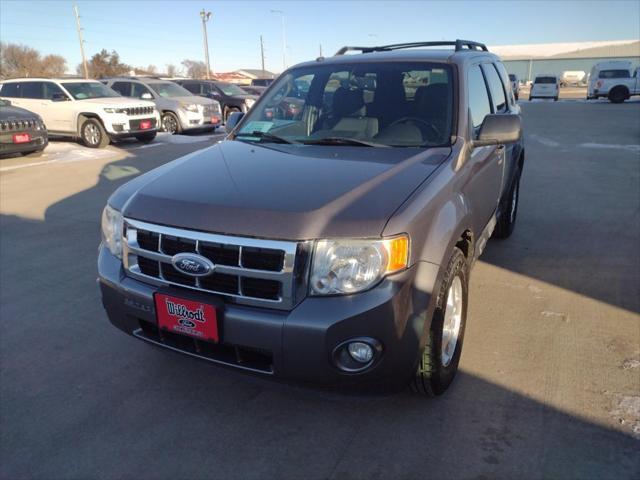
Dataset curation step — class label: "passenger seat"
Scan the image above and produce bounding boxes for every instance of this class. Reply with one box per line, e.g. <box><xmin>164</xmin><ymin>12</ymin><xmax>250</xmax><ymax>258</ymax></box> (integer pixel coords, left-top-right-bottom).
<box><xmin>322</xmin><ymin>87</ymin><xmax>378</xmax><ymax>138</ymax></box>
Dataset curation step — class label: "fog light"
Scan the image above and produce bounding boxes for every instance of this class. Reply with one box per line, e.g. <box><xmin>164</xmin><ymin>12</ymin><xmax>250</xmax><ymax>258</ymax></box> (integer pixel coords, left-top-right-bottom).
<box><xmin>348</xmin><ymin>342</ymin><xmax>374</xmax><ymax>363</ymax></box>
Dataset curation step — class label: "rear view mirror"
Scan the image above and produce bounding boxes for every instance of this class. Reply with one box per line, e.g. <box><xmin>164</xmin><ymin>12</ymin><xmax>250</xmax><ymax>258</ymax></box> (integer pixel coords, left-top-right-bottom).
<box><xmin>225</xmin><ymin>112</ymin><xmax>244</xmax><ymax>133</ymax></box>
<box><xmin>473</xmin><ymin>114</ymin><xmax>521</xmax><ymax>147</ymax></box>
<box><xmin>141</xmin><ymin>93</ymin><xmax>153</xmax><ymax>100</ymax></box>
<box><xmin>51</xmin><ymin>93</ymin><xmax>69</xmax><ymax>102</ymax></box>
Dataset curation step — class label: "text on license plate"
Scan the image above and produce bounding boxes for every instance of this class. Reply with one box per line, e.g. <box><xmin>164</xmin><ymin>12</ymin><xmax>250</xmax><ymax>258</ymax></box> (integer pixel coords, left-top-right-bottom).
<box><xmin>154</xmin><ymin>293</ymin><xmax>219</xmax><ymax>342</ymax></box>
<box><xmin>13</xmin><ymin>133</ymin><xmax>31</xmax><ymax>144</ymax></box>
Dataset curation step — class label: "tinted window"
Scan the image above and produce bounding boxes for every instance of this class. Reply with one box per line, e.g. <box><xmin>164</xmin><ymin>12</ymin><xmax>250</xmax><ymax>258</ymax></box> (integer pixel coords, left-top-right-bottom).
<box><xmin>534</xmin><ymin>77</ymin><xmax>557</xmax><ymax>84</ymax></box>
<box><xmin>0</xmin><ymin>83</ymin><xmax>20</xmax><ymax>97</ymax></box>
<box><xmin>43</xmin><ymin>82</ymin><xmax>66</xmax><ymax>100</ymax></box>
<box><xmin>21</xmin><ymin>82</ymin><xmax>45</xmax><ymax>99</ymax></box>
<box><xmin>482</xmin><ymin>64</ymin><xmax>507</xmax><ymax>112</ymax></box>
<box><xmin>132</xmin><ymin>83</ymin><xmax>152</xmax><ymax>98</ymax></box>
<box><xmin>468</xmin><ymin>65</ymin><xmax>491</xmax><ymax>130</ymax></box>
<box><xmin>182</xmin><ymin>82</ymin><xmax>201</xmax><ymax>94</ymax></box>
<box><xmin>111</xmin><ymin>82</ymin><xmax>132</xmax><ymax>96</ymax></box>
<box><xmin>216</xmin><ymin>82</ymin><xmax>249</xmax><ymax>96</ymax></box>
<box><xmin>599</xmin><ymin>69</ymin><xmax>630</xmax><ymax>79</ymax></box>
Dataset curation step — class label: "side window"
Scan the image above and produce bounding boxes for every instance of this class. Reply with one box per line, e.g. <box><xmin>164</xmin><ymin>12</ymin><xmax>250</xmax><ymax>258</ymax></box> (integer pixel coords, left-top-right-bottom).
<box><xmin>111</xmin><ymin>82</ymin><xmax>132</xmax><ymax>97</ymax></box>
<box><xmin>182</xmin><ymin>82</ymin><xmax>200</xmax><ymax>94</ymax></box>
<box><xmin>0</xmin><ymin>83</ymin><xmax>20</xmax><ymax>97</ymax></box>
<box><xmin>468</xmin><ymin>65</ymin><xmax>492</xmax><ymax>131</ymax></box>
<box><xmin>132</xmin><ymin>83</ymin><xmax>152</xmax><ymax>98</ymax></box>
<box><xmin>21</xmin><ymin>82</ymin><xmax>45</xmax><ymax>99</ymax></box>
<box><xmin>43</xmin><ymin>82</ymin><xmax>65</xmax><ymax>100</ymax></box>
<box><xmin>482</xmin><ymin>64</ymin><xmax>507</xmax><ymax>112</ymax></box>
<box><xmin>494</xmin><ymin>62</ymin><xmax>515</xmax><ymax>105</ymax></box>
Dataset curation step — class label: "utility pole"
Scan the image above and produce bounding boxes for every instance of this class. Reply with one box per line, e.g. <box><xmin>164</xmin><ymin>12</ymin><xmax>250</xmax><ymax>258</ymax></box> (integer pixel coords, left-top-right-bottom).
<box><xmin>319</xmin><ymin>44</ymin><xmax>323</xmax><ymax>57</ymax></box>
<box><xmin>260</xmin><ymin>35</ymin><xmax>265</xmax><ymax>74</ymax></box>
<box><xmin>200</xmin><ymin>9</ymin><xmax>212</xmax><ymax>79</ymax></box>
<box><xmin>270</xmin><ymin>10</ymin><xmax>286</xmax><ymax>71</ymax></box>
<box><xmin>73</xmin><ymin>4</ymin><xmax>88</xmax><ymax>78</ymax></box>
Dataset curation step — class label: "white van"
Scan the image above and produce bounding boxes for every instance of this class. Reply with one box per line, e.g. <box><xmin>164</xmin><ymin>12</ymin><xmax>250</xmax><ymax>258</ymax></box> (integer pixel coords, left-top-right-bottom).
<box><xmin>529</xmin><ymin>74</ymin><xmax>559</xmax><ymax>101</ymax></box>
<box><xmin>587</xmin><ymin>61</ymin><xmax>640</xmax><ymax>103</ymax></box>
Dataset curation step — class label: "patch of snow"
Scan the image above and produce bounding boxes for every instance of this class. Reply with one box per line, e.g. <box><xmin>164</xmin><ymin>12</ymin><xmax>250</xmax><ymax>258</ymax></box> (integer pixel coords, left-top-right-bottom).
<box><xmin>529</xmin><ymin>134</ymin><xmax>560</xmax><ymax>147</ymax></box>
<box><xmin>578</xmin><ymin>143</ymin><xmax>640</xmax><ymax>153</ymax></box>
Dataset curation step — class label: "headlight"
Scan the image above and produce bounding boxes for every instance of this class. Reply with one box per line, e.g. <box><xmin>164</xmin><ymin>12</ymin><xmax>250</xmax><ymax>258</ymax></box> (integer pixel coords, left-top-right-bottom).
<box><xmin>103</xmin><ymin>107</ymin><xmax>126</xmax><ymax>114</ymax></box>
<box><xmin>310</xmin><ymin>236</ymin><xmax>409</xmax><ymax>296</ymax></box>
<box><xmin>245</xmin><ymin>98</ymin><xmax>255</xmax><ymax>109</ymax></box>
<box><xmin>182</xmin><ymin>104</ymin><xmax>199</xmax><ymax>113</ymax></box>
<box><xmin>101</xmin><ymin>205</ymin><xmax>123</xmax><ymax>258</ymax></box>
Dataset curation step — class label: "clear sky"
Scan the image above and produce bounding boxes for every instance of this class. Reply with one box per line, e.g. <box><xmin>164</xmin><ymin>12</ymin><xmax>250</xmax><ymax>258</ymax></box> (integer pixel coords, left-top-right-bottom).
<box><xmin>1</xmin><ymin>0</ymin><xmax>639</xmax><ymax>74</ymax></box>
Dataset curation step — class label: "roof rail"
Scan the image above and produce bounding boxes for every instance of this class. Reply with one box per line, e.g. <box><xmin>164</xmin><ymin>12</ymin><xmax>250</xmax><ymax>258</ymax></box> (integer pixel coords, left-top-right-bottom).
<box><xmin>334</xmin><ymin>40</ymin><xmax>488</xmax><ymax>56</ymax></box>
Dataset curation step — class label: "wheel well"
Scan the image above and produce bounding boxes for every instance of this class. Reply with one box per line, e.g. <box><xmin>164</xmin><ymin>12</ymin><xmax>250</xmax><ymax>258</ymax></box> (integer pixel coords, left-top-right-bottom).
<box><xmin>77</xmin><ymin>113</ymin><xmax>102</xmax><ymax>134</ymax></box>
<box><xmin>611</xmin><ymin>85</ymin><xmax>630</xmax><ymax>96</ymax></box>
<box><xmin>455</xmin><ymin>230</ymin><xmax>474</xmax><ymax>260</ymax></box>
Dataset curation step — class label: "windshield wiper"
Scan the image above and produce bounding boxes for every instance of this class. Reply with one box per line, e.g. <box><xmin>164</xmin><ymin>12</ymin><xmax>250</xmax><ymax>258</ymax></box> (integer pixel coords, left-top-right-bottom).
<box><xmin>235</xmin><ymin>131</ymin><xmax>298</xmax><ymax>144</ymax></box>
<box><xmin>301</xmin><ymin>137</ymin><xmax>389</xmax><ymax>148</ymax></box>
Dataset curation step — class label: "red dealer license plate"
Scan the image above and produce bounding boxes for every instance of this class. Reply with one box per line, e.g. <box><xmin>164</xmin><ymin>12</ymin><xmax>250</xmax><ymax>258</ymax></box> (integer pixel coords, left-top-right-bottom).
<box><xmin>13</xmin><ymin>133</ymin><xmax>31</xmax><ymax>143</ymax></box>
<box><xmin>139</xmin><ymin>120</ymin><xmax>151</xmax><ymax>130</ymax></box>
<box><xmin>154</xmin><ymin>293</ymin><xmax>219</xmax><ymax>342</ymax></box>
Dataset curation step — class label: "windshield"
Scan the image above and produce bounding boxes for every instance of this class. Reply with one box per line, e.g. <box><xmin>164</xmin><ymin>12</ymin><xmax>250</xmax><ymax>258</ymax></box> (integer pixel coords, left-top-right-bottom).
<box><xmin>235</xmin><ymin>61</ymin><xmax>453</xmax><ymax>148</ymax></box>
<box><xmin>62</xmin><ymin>82</ymin><xmax>120</xmax><ymax>100</ymax></box>
<box><xmin>217</xmin><ymin>83</ymin><xmax>249</xmax><ymax>96</ymax></box>
<box><xmin>534</xmin><ymin>77</ymin><xmax>556</xmax><ymax>84</ymax></box>
<box><xmin>149</xmin><ymin>82</ymin><xmax>193</xmax><ymax>98</ymax></box>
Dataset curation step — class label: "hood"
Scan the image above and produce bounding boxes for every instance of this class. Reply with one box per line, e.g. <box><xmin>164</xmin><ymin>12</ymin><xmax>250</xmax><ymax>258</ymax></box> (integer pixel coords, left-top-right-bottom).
<box><xmin>171</xmin><ymin>96</ymin><xmax>214</xmax><ymax>106</ymax></box>
<box><xmin>83</xmin><ymin>97</ymin><xmax>156</xmax><ymax>109</ymax></box>
<box><xmin>0</xmin><ymin>104</ymin><xmax>41</xmax><ymax>121</ymax></box>
<box><xmin>117</xmin><ymin>140</ymin><xmax>450</xmax><ymax>240</ymax></box>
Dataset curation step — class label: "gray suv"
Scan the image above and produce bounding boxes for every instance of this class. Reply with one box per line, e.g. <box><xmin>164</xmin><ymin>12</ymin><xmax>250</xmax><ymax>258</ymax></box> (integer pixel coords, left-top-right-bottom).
<box><xmin>98</xmin><ymin>40</ymin><xmax>523</xmax><ymax>396</ymax></box>
<box><xmin>102</xmin><ymin>77</ymin><xmax>222</xmax><ymax>134</ymax></box>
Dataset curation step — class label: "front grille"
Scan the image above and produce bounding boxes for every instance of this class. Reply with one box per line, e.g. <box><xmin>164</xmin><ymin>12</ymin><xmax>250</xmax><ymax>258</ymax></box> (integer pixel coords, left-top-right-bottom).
<box><xmin>0</xmin><ymin>118</ymin><xmax>43</xmax><ymax>131</ymax></box>
<box><xmin>123</xmin><ymin>218</ymin><xmax>303</xmax><ymax>310</ymax></box>
<box><xmin>203</xmin><ymin>104</ymin><xmax>220</xmax><ymax>116</ymax></box>
<box><xmin>129</xmin><ymin>118</ymin><xmax>157</xmax><ymax>130</ymax></box>
<box><xmin>125</xmin><ymin>106</ymin><xmax>155</xmax><ymax>116</ymax></box>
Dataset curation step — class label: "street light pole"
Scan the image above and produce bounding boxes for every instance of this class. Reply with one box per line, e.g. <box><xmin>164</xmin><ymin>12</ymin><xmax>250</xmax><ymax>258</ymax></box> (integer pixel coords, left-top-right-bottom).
<box><xmin>200</xmin><ymin>9</ymin><xmax>212</xmax><ymax>79</ymax></box>
<box><xmin>270</xmin><ymin>10</ymin><xmax>286</xmax><ymax>71</ymax></box>
<box><xmin>73</xmin><ymin>4</ymin><xmax>88</xmax><ymax>79</ymax></box>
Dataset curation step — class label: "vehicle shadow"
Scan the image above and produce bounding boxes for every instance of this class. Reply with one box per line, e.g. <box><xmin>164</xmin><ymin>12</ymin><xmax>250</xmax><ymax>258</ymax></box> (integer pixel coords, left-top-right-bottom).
<box><xmin>1</xmin><ymin>143</ymin><xmax>639</xmax><ymax>479</ymax></box>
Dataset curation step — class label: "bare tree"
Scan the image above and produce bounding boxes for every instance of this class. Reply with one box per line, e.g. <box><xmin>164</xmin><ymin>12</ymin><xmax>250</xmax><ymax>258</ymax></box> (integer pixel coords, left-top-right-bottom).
<box><xmin>0</xmin><ymin>42</ymin><xmax>67</xmax><ymax>78</ymax></box>
<box><xmin>78</xmin><ymin>49</ymin><xmax>130</xmax><ymax>78</ymax></box>
<box><xmin>166</xmin><ymin>63</ymin><xmax>178</xmax><ymax>77</ymax></box>
<box><xmin>181</xmin><ymin>59</ymin><xmax>207</xmax><ymax>79</ymax></box>
<box><xmin>146</xmin><ymin>64</ymin><xmax>157</xmax><ymax>74</ymax></box>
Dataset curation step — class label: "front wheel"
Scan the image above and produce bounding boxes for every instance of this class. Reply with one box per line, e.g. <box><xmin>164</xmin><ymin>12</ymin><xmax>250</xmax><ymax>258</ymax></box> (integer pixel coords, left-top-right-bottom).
<box><xmin>411</xmin><ymin>247</ymin><xmax>468</xmax><ymax>397</ymax></box>
<box><xmin>493</xmin><ymin>172</ymin><xmax>520</xmax><ymax>239</ymax></box>
<box><xmin>135</xmin><ymin>132</ymin><xmax>157</xmax><ymax>143</ymax></box>
<box><xmin>161</xmin><ymin>112</ymin><xmax>181</xmax><ymax>134</ymax></box>
<box><xmin>80</xmin><ymin>118</ymin><xmax>109</xmax><ymax>148</ymax></box>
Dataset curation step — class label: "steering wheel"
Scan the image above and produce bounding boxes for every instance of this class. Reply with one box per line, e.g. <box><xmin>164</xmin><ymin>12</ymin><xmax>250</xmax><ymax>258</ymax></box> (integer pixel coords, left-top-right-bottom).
<box><xmin>387</xmin><ymin>117</ymin><xmax>442</xmax><ymax>141</ymax></box>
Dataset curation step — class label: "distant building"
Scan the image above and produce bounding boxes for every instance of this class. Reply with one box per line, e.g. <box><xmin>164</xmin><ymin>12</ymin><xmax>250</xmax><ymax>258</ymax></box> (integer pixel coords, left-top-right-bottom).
<box><xmin>214</xmin><ymin>69</ymin><xmax>277</xmax><ymax>85</ymax></box>
<box><xmin>491</xmin><ymin>40</ymin><xmax>640</xmax><ymax>81</ymax></box>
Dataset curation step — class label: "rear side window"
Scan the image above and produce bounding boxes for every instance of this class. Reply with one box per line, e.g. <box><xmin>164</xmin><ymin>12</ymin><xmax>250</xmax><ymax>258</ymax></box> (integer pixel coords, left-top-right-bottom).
<box><xmin>0</xmin><ymin>83</ymin><xmax>20</xmax><ymax>97</ymax></box>
<box><xmin>482</xmin><ymin>64</ymin><xmax>507</xmax><ymax>112</ymax></box>
<box><xmin>111</xmin><ymin>82</ymin><xmax>132</xmax><ymax>96</ymax></box>
<box><xmin>534</xmin><ymin>77</ymin><xmax>557</xmax><ymax>84</ymax></box>
<box><xmin>468</xmin><ymin>65</ymin><xmax>491</xmax><ymax>130</ymax></box>
<box><xmin>182</xmin><ymin>82</ymin><xmax>201</xmax><ymax>94</ymax></box>
<box><xmin>599</xmin><ymin>69</ymin><xmax>630</xmax><ymax>79</ymax></box>
<box><xmin>132</xmin><ymin>83</ymin><xmax>152</xmax><ymax>98</ymax></box>
<box><xmin>21</xmin><ymin>82</ymin><xmax>45</xmax><ymax>99</ymax></box>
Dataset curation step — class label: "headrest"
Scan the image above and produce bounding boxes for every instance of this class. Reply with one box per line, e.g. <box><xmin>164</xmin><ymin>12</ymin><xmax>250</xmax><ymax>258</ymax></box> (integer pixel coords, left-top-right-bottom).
<box><xmin>332</xmin><ymin>87</ymin><xmax>365</xmax><ymax>117</ymax></box>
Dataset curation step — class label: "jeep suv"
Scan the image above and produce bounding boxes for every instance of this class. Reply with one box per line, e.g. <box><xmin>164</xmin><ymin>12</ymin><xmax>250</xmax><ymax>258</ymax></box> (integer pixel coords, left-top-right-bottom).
<box><xmin>174</xmin><ymin>79</ymin><xmax>257</xmax><ymax>122</ymax></box>
<box><xmin>103</xmin><ymin>77</ymin><xmax>222</xmax><ymax>134</ymax></box>
<box><xmin>0</xmin><ymin>79</ymin><xmax>158</xmax><ymax>148</ymax></box>
<box><xmin>98</xmin><ymin>40</ymin><xmax>524</xmax><ymax>396</ymax></box>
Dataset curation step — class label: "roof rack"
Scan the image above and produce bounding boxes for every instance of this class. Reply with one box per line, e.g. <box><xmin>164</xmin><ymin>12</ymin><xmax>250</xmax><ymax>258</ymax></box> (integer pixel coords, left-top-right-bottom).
<box><xmin>334</xmin><ymin>40</ymin><xmax>488</xmax><ymax>56</ymax></box>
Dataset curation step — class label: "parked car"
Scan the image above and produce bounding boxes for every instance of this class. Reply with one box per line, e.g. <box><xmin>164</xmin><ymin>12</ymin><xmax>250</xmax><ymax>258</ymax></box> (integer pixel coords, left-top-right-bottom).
<box><xmin>102</xmin><ymin>77</ymin><xmax>221</xmax><ymax>134</ymax></box>
<box><xmin>98</xmin><ymin>39</ymin><xmax>523</xmax><ymax>397</ymax></box>
<box><xmin>174</xmin><ymin>80</ymin><xmax>257</xmax><ymax>122</ymax></box>
<box><xmin>0</xmin><ymin>78</ymin><xmax>158</xmax><ymax>148</ymax></box>
<box><xmin>560</xmin><ymin>70</ymin><xmax>586</xmax><ymax>87</ymax></box>
<box><xmin>0</xmin><ymin>99</ymin><xmax>48</xmax><ymax>156</ymax></box>
<box><xmin>529</xmin><ymin>74</ymin><xmax>559</xmax><ymax>101</ymax></box>
<box><xmin>241</xmin><ymin>85</ymin><xmax>267</xmax><ymax>96</ymax></box>
<box><xmin>587</xmin><ymin>61</ymin><xmax>640</xmax><ymax>103</ymax></box>
<box><xmin>508</xmin><ymin>73</ymin><xmax>519</xmax><ymax>100</ymax></box>
<box><xmin>251</xmin><ymin>78</ymin><xmax>274</xmax><ymax>87</ymax></box>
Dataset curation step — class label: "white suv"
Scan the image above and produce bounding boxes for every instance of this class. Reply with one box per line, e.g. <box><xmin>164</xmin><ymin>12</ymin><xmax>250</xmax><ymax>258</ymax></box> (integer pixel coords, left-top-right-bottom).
<box><xmin>0</xmin><ymin>78</ymin><xmax>160</xmax><ymax>148</ymax></box>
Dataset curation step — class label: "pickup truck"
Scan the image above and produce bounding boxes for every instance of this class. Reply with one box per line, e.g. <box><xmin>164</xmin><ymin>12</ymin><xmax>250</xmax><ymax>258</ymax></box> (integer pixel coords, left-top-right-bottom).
<box><xmin>587</xmin><ymin>61</ymin><xmax>640</xmax><ymax>103</ymax></box>
<box><xmin>98</xmin><ymin>40</ymin><xmax>524</xmax><ymax>397</ymax></box>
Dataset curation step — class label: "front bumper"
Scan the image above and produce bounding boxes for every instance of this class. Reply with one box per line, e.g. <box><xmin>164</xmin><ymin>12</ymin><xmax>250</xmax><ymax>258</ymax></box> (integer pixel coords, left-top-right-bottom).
<box><xmin>98</xmin><ymin>246</ymin><xmax>436</xmax><ymax>388</ymax></box>
<box><xmin>176</xmin><ymin>108</ymin><xmax>221</xmax><ymax>131</ymax></box>
<box><xmin>0</xmin><ymin>130</ymin><xmax>48</xmax><ymax>155</ymax></box>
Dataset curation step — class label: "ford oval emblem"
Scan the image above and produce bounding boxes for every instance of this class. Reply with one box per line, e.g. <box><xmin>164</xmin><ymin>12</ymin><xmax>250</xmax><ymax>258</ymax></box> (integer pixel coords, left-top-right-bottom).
<box><xmin>171</xmin><ymin>253</ymin><xmax>215</xmax><ymax>277</ymax></box>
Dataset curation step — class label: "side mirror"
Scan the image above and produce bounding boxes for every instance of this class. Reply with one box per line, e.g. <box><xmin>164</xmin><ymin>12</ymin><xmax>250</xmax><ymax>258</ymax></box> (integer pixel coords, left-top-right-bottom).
<box><xmin>225</xmin><ymin>112</ymin><xmax>244</xmax><ymax>133</ymax></box>
<box><xmin>473</xmin><ymin>114</ymin><xmax>521</xmax><ymax>148</ymax></box>
<box><xmin>141</xmin><ymin>92</ymin><xmax>153</xmax><ymax>100</ymax></box>
<box><xmin>51</xmin><ymin>93</ymin><xmax>69</xmax><ymax>102</ymax></box>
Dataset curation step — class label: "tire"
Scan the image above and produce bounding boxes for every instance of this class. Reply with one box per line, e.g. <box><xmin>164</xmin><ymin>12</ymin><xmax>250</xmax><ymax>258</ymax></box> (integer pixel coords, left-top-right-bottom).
<box><xmin>493</xmin><ymin>171</ymin><xmax>520</xmax><ymax>239</ymax></box>
<box><xmin>554</xmin><ymin>96</ymin><xmax>559</xmax><ymax>102</ymax></box>
<box><xmin>223</xmin><ymin>106</ymin><xmax>241</xmax><ymax>123</ymax></box>
<box><xmin>161</xmin><ymin>112</ymin><xmax>181</xmax><ymax>134</ymax></box>
<box><xmin>21</xmin><ymin>149</ymin><xmax>44</xmax><ymax>157</ymax></box>
<box><xmin>608</xmin><ymin>87</ymin><xmax>627</xmax><ymax>104</ymax></box>
<box><xmin>411</xmin><ymin>247</ymin><xmax>468</xmax><ymax>397</ymax></box>
<box><xmin>529</xmin><ymin>96</ymin><xmax>533</xmax><ymax>101</ymax></box>
<box><xmin>135</xmin><ymin>132</ymin><xmax>157</xmax><ymax>143</ymax></box>
<box><xmin>80</xmin><ymin>118</ymin><xmax>109</xmax><ymax>148</ymax></box>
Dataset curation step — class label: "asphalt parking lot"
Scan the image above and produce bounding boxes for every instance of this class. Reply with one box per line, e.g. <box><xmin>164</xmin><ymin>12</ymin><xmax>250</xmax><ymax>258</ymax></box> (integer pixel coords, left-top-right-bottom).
<box><xmin>1</xmin><ymin>102</ymin><xmax>639</xmax><ymax>479</ymax></box>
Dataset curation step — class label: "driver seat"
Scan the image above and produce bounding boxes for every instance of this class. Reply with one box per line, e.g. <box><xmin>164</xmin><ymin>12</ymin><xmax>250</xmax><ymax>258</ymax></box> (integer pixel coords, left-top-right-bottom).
<box><xmin>321</xmin><ymin>87</ymin><xmax>378</xmax><ymax>138</ymax></box>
